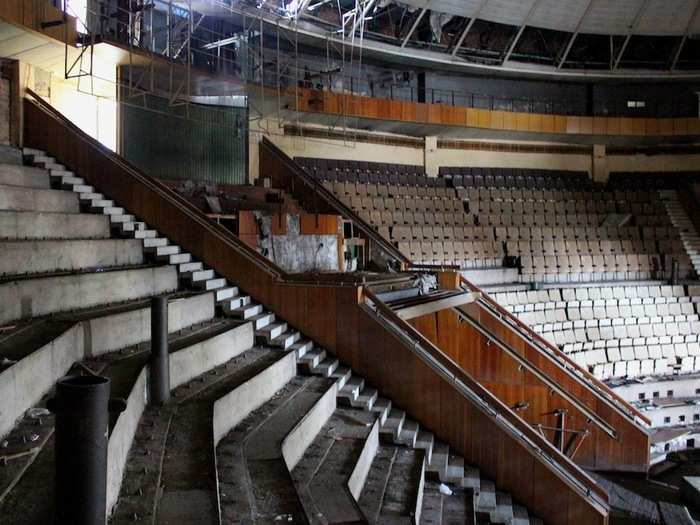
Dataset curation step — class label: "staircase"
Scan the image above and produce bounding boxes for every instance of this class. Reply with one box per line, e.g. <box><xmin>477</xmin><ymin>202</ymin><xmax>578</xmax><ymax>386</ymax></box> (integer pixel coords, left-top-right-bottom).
<box><xmin>0</xmin><ymin>145</ymin><xmax>545</xmax><ymax>524</ymax></box>
<box><xmin>660</xmin><ymin>189</ymin><xmax>700</xmax><ymax>276</ymax></box>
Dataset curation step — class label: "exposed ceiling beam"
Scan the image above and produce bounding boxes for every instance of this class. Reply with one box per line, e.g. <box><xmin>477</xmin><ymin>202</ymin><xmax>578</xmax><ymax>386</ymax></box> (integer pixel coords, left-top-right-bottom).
<box><xmin>671</xmin><ymin>0</ymin><xmax>700</xmax><ymax>70</ymax></box>
<box><xmin>613</xmin><ymin>0</ymin><xmax>651</xmax><ymax>71</ymax></box>
<box><xmin>348</xmin><ymin>0</ymin><xmax>376</xmax><ymax>37</ymax></box>
<box><xmin>556</xmin><ymin>0</ymin><xmax>594</xmax><ymax>70</ymax></box>
<box><xmin>401</xmin><ymin>7</ymin><xmax>427</xmax><ymax>48</ymax></box>
<box><xmin>295</xmin><ymin>0</ymin><xmax>314</xmax><ymax>19</ymax></box>
<box><xmin>450</xmin><ymin>0</ymin><xmax>489</xmax><ymax>57</ymax></box>
<box><xmin>502</xmin><ymin>0</ymin><xmax>541</xmax><ymax>64</ymax></box>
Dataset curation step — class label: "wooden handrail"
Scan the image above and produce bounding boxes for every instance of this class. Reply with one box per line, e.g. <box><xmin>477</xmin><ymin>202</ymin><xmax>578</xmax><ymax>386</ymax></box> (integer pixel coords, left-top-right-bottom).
<box><xmin>261</xmin><ymin>137</ymin><xmax>411</xmax><ymax>268</ymax></box>
<box><xmin>24</xmin><ymin>90</ymin><xmax>608</xmax><ymax>522</ymax></box>
<box><xmin>361</xmin><ymin>287</ymin><xmax>610</xmax><ymax>508</ymax></box>
<box><xmin>459</xmin><ymin>276</ymin><xmax>652</xmax><ymax>426</ymax></box>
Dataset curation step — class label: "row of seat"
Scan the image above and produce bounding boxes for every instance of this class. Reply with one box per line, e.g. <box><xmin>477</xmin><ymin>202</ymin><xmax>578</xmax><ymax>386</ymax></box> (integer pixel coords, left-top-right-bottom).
<box><xmin>330</xmin><ymin>182</ymin><xmax>456</xmax><ymax>199</ymax></box>
<box><xmin>590</xmin><ymin>358</ymin><xmax>676</xmax><ymax>380</ymax></box>
<box><xmin>475</xmin><ymin>214</ymin><xmax>670</xmax><ymax>228</ymax></box>
<box><xmin>507</xmin><ymin>239</ymin><xmax>679</xmax><ymax>256</ymax></box>
<box><xmin>516</xmin><ymin>300</ymin><xmax>696</xmax><ymax>325</ymax></box>
<box><xmin>463</xmin><ymin>187</ymin><xmax>659</xmax><ymax>204</ymax></box>
<box><xmin>536</xmin><ymin>314</ymin><xmax>700</xmax><ymax>343</ymax></box>
<box><xmin>343</xmin><ymin>195</ymin><xmax>464</xmax><ymax>214</ymax></box>
<box><xmin>469</xmin><ymin>200</ymin><xmax>665</xmax><ymax>218</ymax></box>
<box><xmin>609</xmin><ymin>171</ymin><xmax>700</xmax><ymax>191</ymax></box>
<box><xmin>492</xmin><ymin>285</ymin><xmax>688</xmax><ymax>305</ymax></box>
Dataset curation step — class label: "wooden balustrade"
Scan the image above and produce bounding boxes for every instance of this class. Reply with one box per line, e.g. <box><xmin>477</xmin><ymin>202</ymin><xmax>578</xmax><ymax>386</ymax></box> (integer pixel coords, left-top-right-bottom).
<box><xmin>24</xmin><ymin>91</ymin><xmax>608</xmax><ymax>525</ymax></box>
<box><xmin>0</xmin><ymin>0</ymin><xmax>77</xmax><ymax>45</ymax></box>
<box><xmin>293</xmin><ymin>88</ymin><xmax>700</xmax><ymax>138</ymax></box>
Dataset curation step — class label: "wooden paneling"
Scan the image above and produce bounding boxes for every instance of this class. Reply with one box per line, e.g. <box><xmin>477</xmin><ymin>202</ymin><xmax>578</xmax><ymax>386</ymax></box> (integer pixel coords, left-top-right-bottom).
<box><xmin>299</xmin><ymin>213</ymin><xmax>340</xmax><ymax>235</ymax></box>
<box><xmin>409</xmin><ymin>304</ymin><xmax>650</xmax><ymax>473</ymax></box>
<box><xmin>0</xmin><ymin>0</ymin><xmax>78</xmax><ymax>45</ymax></box>
<box><xmin>294</xmin><ymin>88</ymin><xmax>698</xmax><ymax>138</ymax></box>
<box><xmin>24</xmin><ymin>95</ymin><xmax>611</xmax><ymax>525</ymax></box>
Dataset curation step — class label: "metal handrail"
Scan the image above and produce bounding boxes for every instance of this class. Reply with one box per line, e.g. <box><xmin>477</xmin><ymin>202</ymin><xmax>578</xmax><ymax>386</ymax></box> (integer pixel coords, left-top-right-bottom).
<box><xmin>261</xmin><ymin>137</ymin><xmax>412</xmax><ymax>268</ymax></box>
<box><xmin>452</xmin><ymin>305</ymin><xmax>618</xmax><ymax>439</ymax></box>
<box><xmin>361</xmin><ymin>287</ymin><xmax>609</xmax><ymax>510</ymax></box>
<box><xmin>459</xmin><ymin>276</ymin><xmax>652</xmax><ymax>427</ymax></box>
<box><xmin>24</xmin><ymin>89</ymin><xmax>415</xmax><ymax>290</ymax></box>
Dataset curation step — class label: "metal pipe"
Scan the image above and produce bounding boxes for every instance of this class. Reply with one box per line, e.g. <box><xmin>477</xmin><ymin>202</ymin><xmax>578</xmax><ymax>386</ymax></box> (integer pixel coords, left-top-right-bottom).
<box><xmin>150</xmin><ymin>295</ymin><xmax>170</xmax><ymax>405</ymax></box>
<box><xmin>53</xmin><ymin>375</ymin><xmax>111</xmax><ymax>525</ymax></box>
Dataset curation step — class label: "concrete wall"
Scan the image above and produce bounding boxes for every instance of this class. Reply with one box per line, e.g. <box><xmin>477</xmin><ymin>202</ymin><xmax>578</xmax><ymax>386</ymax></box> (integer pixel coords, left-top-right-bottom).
<box><xmin>0</xmin><ymin>323</ymin><xmax>84</xmax><ymax>440</ymax></box>
<box><xmin>169</xmin><ymin>322</ymin><xmax>254</xmax><ymax>390</ymax></box>
<box><xmin>281</xmin><ymin>381</ymin><xmax>338</xmax><ymax>471</ymax></box>
<box><xmin>258</xmin><ymin>214</ymin><xmax>340</xmax><ymax>273</ymax></box>
<box><xmin>0</xmin><ymin>77</ymin><xmax>10</xmax><ymax>146</ymax></box>
<box><xmin>212</xmin><ymin>351</ymin><xmax>296</xmax><ymax>446</ymax></box>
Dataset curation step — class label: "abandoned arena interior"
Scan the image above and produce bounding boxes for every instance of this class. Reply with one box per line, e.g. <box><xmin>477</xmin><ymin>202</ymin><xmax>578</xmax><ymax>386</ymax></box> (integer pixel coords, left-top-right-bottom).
<box><xmin>5</xmin><ymin>1</ymin><xmax>700</xmax><ymax>524</ymax></box>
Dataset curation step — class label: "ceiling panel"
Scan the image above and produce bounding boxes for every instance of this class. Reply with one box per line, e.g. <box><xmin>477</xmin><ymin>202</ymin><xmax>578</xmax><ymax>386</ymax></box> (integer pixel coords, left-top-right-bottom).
<box><xmin>389</xmin><ymin>0</ymin><xmax>696</xmax><ymax>35</ymax></box>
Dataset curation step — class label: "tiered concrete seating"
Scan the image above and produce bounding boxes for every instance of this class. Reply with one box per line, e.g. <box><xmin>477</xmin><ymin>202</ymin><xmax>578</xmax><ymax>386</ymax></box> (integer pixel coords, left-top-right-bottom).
<box><xmin>0</xmin><ymin>147</ymin><xmax>543</xmax><ymax>524</ymax></box>
<box><xmin>493</xmin><ymin>284</ymin><xmax>700</xmax><ymax>382</ymax></box>
<box><xmin>298</xmin><ymin>158</ymin><xmax>692</xmax><ymax>280</ymax></box>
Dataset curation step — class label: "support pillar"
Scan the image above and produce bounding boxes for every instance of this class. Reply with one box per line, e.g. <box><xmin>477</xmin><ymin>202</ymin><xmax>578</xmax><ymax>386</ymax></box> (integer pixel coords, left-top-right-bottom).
<box><xmin>150</xmin><ymin>296</ymin><xmax>170</xmax><ymax>405</ymax></box>
<box><xmin>592</xmin><ymin>144</ymin><xmax>608</xmax><ymax>184</ymax></box>
<box><xmin>424</xmin><ymin>136</ymin><xmax>438</xmax><ymax>177</ymax></box>
<box><xmin>53</xmin><ymin>375</ymin><xmax>111</xmax><ymax>525</ymax></box>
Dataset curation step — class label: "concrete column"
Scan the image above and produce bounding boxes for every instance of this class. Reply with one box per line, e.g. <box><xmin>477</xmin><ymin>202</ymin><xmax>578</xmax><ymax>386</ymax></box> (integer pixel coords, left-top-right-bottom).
<box><xmin>591</xmin><ymin>144</ymin><xmax>608</xmax><ymax>184</ymax></box>
<box><xmin>424</xmin><ymin>136</ymin><xmax>439</xmax><ymax>177</ymax></box>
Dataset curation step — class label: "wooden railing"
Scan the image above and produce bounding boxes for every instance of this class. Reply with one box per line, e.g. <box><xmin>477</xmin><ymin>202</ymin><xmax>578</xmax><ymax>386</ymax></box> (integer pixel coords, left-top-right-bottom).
<box><xmin>460</xmin><ymin>276</ymin><xmax>651</xmax><ymax>425</ymax></box>
<box><xmin>293</xmin><ymin>88</ymin><xmax>700</xmax><ymax>138</ymax></box>
<box><xmin>261</xmin><ymin>137</ymin><xmax>411</xmax><ymax>269</ymax></box>
<box><xmin>24</xmin><ymin>91</ymin><xmax>609</xmax><ymax>525</ymax></box>
<box><xmin>361</xmin><ymin>288</ymin><xmax>609</xmax><ymax>524</ymax></box>
<box><xmin>0</xmin><ymin>0</ymin><xmax>77</xmax><ymax>45</ymax></box>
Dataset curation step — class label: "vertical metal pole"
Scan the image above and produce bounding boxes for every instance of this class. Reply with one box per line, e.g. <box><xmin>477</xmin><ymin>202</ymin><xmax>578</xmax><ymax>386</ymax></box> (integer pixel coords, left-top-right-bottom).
<box><xmin>150</xmin><ymin>296</ymin><xmax>170</xmax><ymax>405</ymax></box>
<box><xmin>54</xmin><ymin>375</ymin><xmax>111</xmax><ymax>525</ymax></box>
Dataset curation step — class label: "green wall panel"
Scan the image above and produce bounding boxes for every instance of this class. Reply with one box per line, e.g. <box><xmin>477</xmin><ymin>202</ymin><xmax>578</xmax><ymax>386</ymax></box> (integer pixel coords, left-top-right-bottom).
<box><xmin>120</xmin><ymin>91</ymin><xmax>247</xmax><ymax>186</ymax></box>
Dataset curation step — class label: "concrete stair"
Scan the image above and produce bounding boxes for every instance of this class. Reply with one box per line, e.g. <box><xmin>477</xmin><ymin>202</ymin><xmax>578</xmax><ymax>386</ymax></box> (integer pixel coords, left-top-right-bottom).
<box><xmin>2</xmin><ymin>147</ymin><xmax>544</xmax><ymax>524</ymax></box>
<box><xmin>659</xmin><ymin>190</ymin><xmax>700</xmax><ymax>277</ymax></box>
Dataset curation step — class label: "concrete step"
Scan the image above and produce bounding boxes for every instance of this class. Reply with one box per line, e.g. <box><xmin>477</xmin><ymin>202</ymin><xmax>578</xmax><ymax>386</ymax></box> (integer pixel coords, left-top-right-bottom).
<box><xmin>270</xmin><ymin>330</ymin><xmax>301</xmax><ymax>349</ymax></box>
<box><xmin>414</xmin><ymin>430</ymin><xmax>434</xmax><ymax>464</ymax></box>
<box><xmin>225</xmin><ymin>300</ymin><xmax>260</xmax><ymax>319</ymax></box>
<box><xmin>143</xmin><ymin>237</ymin><xmax>168</xmax><ymax>249</ymax></box>
<box><xmin>0</xmin><ymin>184</ymin><xmax>79</xmax><ymax>213</ymax></box>
<box><xmin>100</xmin><ymin>206</ymin><xmax>125</xmax><ymax>216</ymax></box>
<box><xmin>0</xmin><ymin>164</ymin><xmax>50</xmax><ymax>189</ymax></box>
<box><xmin>337</xmin><ymin>375</ymin><xmax>365</xmax><ymax>405</ymax></box>
<box><xmin>490</xmin><ymin>492</ymin><xmax>514</xmax><ymax>524</ymax></box>
<box><xmin>255</xmin><ymin>321</ymin><xmax>288</xmax><ymax>342</ymax></box>
<box><xmin>0</xmin><ymin>145</ymin><xmax>23</xmax><ymax>165</ymax></box>
<box><xmin>78</xmin><ymin>191</ymin><xmax>104</xmax><ymax>202</ymax></box>
<box><xmin>312</xmin><ymin>356</ymin><xmax>339</xmax><ymax>377</ymax></box>
<box><xmin>355</xmin><ymin>386</ymin><xmax>378</xmax><ymax>411</ymax></box>
<box><xmin>378</xmin><ymin>448</ymin><xmax>426</xmax><ymax>523</ymax></box>
<box><xmin>168</xmin><ymin>252</ymin><xmax>192</xmax><ymax>265</ymax></box>
<box><xmin>0</xmin><ymin>265</ymin><xmax>178</xmax><ymax>325</ymax></box>
<box><xmin>0</xmin><ymin>239</ymin><xmax>143</xmax><ymax>276</ymax></box>
<box><xmin>426</xmin><ymin>442</ymin><xmax>448</xmax><ymax>480</ymax></box>
<box><xmin>154</xmin><ymin>245</ymin><xmax>181</xmax><ymax>258</ymax></box>
<box><xmin>445</xmin><ymin>455</ymin><xmax>464</xmax><ymax>483</ymax></box>
<box><xmin>298</xmin><ymin>347</ymin><xmax>327</xmax><ymax>374</ymax></box>
<box><xmin>0</xmin><ymin>210</ymin><xmax>110</xmax><ymax>240</ymax></box>
<box><xmin>291</xmin><ymin>340</ymin><xmax>314</xmax><ymax>359</ymax></box>
<box><xmin>380</xmin><ymin>409</ymin><xmax>405</xmax><ymax>443</ymax></box>
<box><xmin>249</xmin><ymin>312</ymin><xmax>275</xmax><ymax>330</ymax></box>
<box><xmin>71</xmin><ymin>184</ymin><xmax>94</xmax><ymax>194</ymax></box>
<box><xmin>190</xmin><ymin>269</ymin><xmax>214</xmax><ymax>282</ymax></box>
<box><xmin>371</xmin><ymin>397</ymin><xmax>392</xmax><ymax>425</ymax></box>
<box><xmin>331</xmin><ymin>365</ymin><xmax>352</xmax><ymax>390</ymax></box>
<box><xmin>196</xmin><ymin>277</ymin><xmax>225</xmax><ymax>291</ymax></box>
<box><xmin>215</xmin><ymin>286</ymin><xmax>238</xmax><ymax>303</ymax></box>
<box><xmin>512</xmin><ymin>504</ymin><xmax>531</xmax><ymax>525</ymax></box>
<box><xmin>119</xmin><ymin>221</ymin><xmax>146</xmax><ymax>233</ymax></box>
<box><xmin>109</xmin><ymin>214</ymin><xmax>135</xmax><ymax>225</ymax></box>
<box><xmin>475</xmin><ymin>480</ymin><xmax>497</xmax><ymax>514</ymax></box>
<box><xmin>397</xmin><ymin>419</ymin><xmax>419</xmax><ymax>447</ymax></box>
<box><xmin>178</xmin><ymin>263</ymin><xmax>203</xmax><ymax>277</ymax></box>
<box><xmin>132</xmin><ymin>229</ymin><xmax>156</xmax><ymax>240</ymax></box>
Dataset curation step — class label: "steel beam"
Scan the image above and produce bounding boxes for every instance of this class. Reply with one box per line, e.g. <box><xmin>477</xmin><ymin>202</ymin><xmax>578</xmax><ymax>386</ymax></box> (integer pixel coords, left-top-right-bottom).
<box><xmin>613</xmin><ymin>0</ymin><xmax>651</xmax><ymax>70</ymax></box>
<box><xmin>502</xmin><ymin>0</ymin><xmax>542</xmax><ymax>64</ymax></box>
<box><xmin>450</xmin><ymin>0</ymin><xmax>489</xmax><ymax>57</ymax></box>
<box><xmin>401</xmin><ymin>7</ymin><xmax>427</xmax><ymax>48</ymax></box>
<box><xmin>557</xmin><ymin>0</ymin><xmax>594</xmax><ymax>69</ymax></box>
<box><xmin>671</xmin><ymin>0</ymin><xmax>700</xmax><ymax>70</ymax></box>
